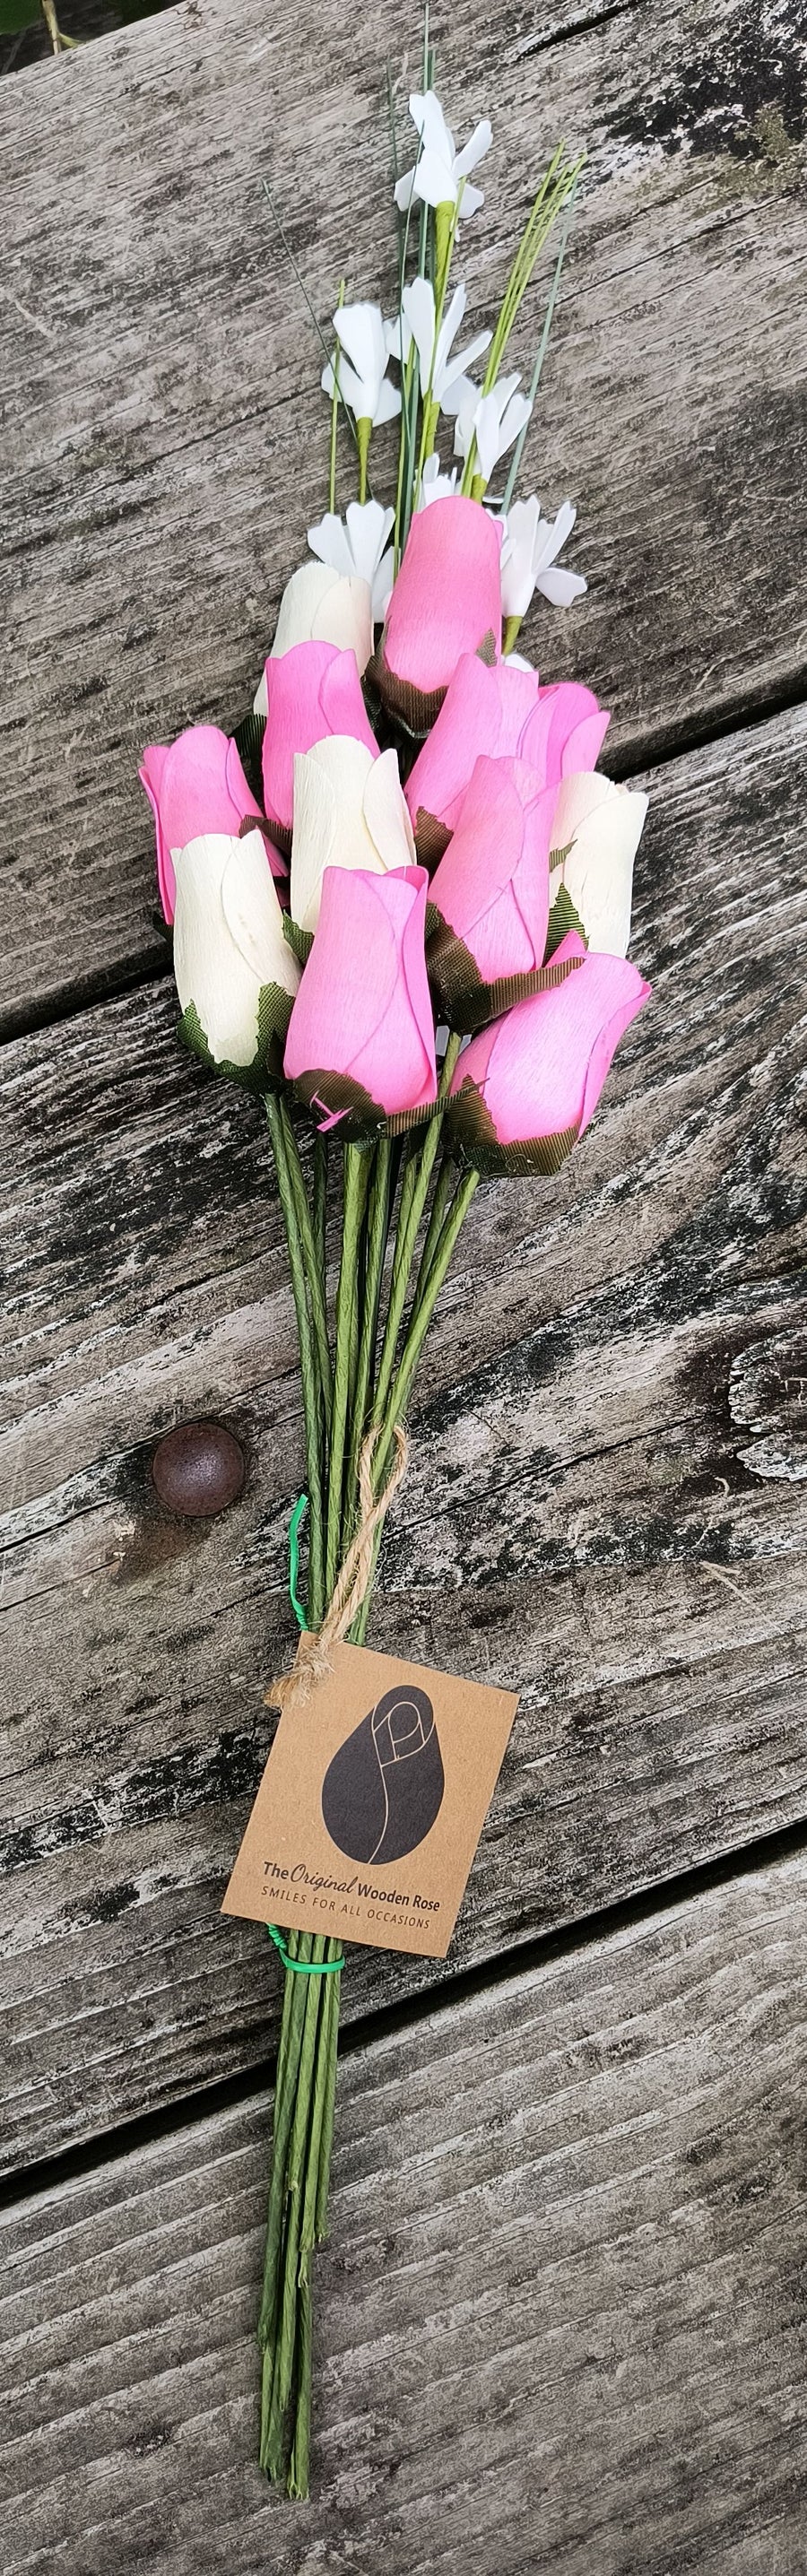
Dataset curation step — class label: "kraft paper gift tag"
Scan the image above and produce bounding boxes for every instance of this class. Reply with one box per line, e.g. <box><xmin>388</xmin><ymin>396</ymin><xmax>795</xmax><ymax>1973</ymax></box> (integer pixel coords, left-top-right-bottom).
<box><xmin>222</xmin><ymin>1639</ymin><xmax>519</xmax><ymax>1961</ymax></box>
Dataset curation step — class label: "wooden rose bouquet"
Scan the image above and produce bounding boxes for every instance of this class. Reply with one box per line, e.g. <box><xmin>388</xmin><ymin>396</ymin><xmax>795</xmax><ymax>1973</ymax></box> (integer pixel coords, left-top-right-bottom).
<box><xmin>139</xmin><ymin>51</ymin><xmax>651</xmax><ymax>2501</ymax></box>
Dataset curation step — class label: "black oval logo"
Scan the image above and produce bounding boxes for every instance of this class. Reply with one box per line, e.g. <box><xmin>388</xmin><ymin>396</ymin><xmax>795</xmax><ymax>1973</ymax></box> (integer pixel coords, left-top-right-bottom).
<box><xmin>321</xmin><ymin>1685</ymin><xmax>445</xmax><ymax>1865</ymax></box>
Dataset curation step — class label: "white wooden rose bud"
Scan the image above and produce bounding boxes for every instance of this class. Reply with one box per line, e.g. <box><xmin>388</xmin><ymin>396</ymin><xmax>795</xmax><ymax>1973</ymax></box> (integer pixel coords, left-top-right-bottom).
<box><xmin>550</xmin><ymin>772</ymin><xmax>648</xmax><ymax>958</ymax></box>
<box><xmin>290</xmin><ymin>736</ymin><xmax>416</xmax><ymax>936</ymax></box>
<box><xmin>254</xmin><ymin>564</ymin><xmax>374</xmax><ymax>711</ymax></box>
<box><xmin>172</xmin><ymin>828</ymin><xmax>299</xmax><ymax>1071</ymax></box>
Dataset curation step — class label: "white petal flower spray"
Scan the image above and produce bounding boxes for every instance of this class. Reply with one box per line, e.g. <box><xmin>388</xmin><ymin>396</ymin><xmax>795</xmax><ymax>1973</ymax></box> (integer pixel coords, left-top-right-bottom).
<box><xmin>500</xmin><ymin>497</ymin><xmax>587</xmax><ymax>651</ymax></box>
<box><xmin>394</xmin><ymin>86</ymin><xmax>492</xmax><ymax>225</ymax></box>
<box><xmin>321</xmin><ymin>300</ymin><xmax>401</xmax><ymax>499</ymax></box>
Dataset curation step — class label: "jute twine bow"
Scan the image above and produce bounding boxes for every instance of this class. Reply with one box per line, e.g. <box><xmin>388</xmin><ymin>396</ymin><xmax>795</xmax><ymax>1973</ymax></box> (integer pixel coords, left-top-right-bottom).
<box><xmin>265</xmin><ymin>1423</ymin><xmax>410</xmax><ymax>1713</ymax></box>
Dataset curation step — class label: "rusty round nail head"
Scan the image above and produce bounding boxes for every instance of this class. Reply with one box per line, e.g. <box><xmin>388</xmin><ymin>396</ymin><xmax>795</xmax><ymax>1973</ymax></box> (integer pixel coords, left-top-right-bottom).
<box><xmin>151</xmin><ymin>1421</ymin><xmax>246</xmax><ymax>1518</ymax></box>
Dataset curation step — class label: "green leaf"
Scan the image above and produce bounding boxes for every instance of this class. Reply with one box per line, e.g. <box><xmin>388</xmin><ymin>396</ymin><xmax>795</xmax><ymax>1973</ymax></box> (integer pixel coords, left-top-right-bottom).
<box><xmin>282</xmin><ymin>915</ymin><xmax>314</xmax><ymax>968</ymax></box>
<box><xmin>177</xmin><ymin>1001</ymin><xmax>215</xmax><ymax>1070</ymax></box>
<box><xmin>178</xmin><ymin>987</ymin><xmax>291</xmax><ymax>1097</ymax></box>
<box><xmin>544</xmin><ymin>879</ymin><xmax>587</xmax><ymax>960</ymax></box>
<box><xmin>255</xmin><ymin>983</ymin><xmax>292</xmax><ymax>1082</ymax></box>
<box><xmin>234</xmin><ymin>705</ymin><xmax>266</xmax><ymax>802</ymax></box>
<box><xmin>0</xmin><ymin>0</ymin><xmax>41</xmax><ymax>31</ymax></box>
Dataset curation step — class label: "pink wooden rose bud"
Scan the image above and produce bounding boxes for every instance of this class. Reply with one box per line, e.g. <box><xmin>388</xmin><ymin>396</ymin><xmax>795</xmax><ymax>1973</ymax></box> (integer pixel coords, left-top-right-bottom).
<box><xmin>406</xmin><ymin>654</ymin><xmax>610</xmax><ymax>863</ymax></box>
<box><xmin>260</xmin><ymin>641</ymin><xmax>377</xmax><ymax>850</ymax></box>
<box><xmin>447</xmin><ymin>931</ymin><xmax>651</xmax><ymax>1174</ymax></box>
<box><xmin>284</xmin><ymin>866</ymin><xmax>438</xmax><ymax>1139</ymax></box>
<box><xmin>139</xmin><ymin>724</ymin><xmax>266</xmax><ymax>925</ymax></box>
<box><xmin>369</xmin><ymin>497</ymin><xmax>503</xmax><ymax>732</ymax></box>
<box><xmin>427</xmin><ymin>756</ymin><xmax>557</xmax><ymax>1026</ymax></box>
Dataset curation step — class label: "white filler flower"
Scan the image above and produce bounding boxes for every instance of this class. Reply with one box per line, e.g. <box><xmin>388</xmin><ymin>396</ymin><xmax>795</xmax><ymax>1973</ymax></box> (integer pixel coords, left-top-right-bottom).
<box><xmin>308</xmin><ymin>499</ymin><xmax>395</xmax><ymax>623</ymax></box>
<box><xmin>395</xmin><ymin>89</ymin><xmax>492</xmax><ymax>216</ymax></box>
<box><xmin>453</xmin><ymin>374</ymin><xmax>533</xmax><ymax>483</ymax></box>
<box><xmin>398</xmin><ymin>278</ymin><xmax>491</xmax><ymax>414</ymax></box>
<box><xmin>414</xmin><ymin>455</ymin><xmax>459</xmax><ymax>508</ymax></box>
<box><xmin>321</xmin><ymin>301</ymin><xmax>401</xmax><ymax>428</ymax></box>
<box><xmin>500</xmin><ymin>498</ymin><xmax>587</xmax><ymax>614</ymax></box>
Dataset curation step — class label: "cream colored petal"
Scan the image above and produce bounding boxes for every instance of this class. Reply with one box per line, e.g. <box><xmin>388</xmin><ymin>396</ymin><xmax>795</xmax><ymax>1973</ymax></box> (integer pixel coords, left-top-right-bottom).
<box><xmin>290</xmin><ymin>749</ymin><xmax>339</xmax><ymax>934</ymax></box>
<box><xmin>362</xmin><ymin>745</ymin><xmax>417</xmax><ymax>867</ymax></box>
<box><xmin>270</xmin><ymin>562</ymin><xmax>367</xmax><ymax>659</ymax></box>
<box><xmin>550</xmin><ymin>769</ymin><xmax>612</xmax><ymax>856</ymax></box>
<box><xmin>270</xmin><ymin>566</ymin><xmax>313</xmax><ymax>655</ymax></box>
<box><xmin>221</xmin><ymin>829</ymin><xmax>299</xmax><ymax>1000</ymax></box>
<box><xmin>310</xmin><ymin>570</ymin><xmax>374</xmax><ymax>671</ymax></box>
<box><xmin>291</xmin><ymin>735</ymin><xmax>386</xmax><ymax>933</ymax></box>
<box><xmin>562</xmin><ymin>792</ymin><xmax>648</xmax><ymax>958</ymax></box>
<box><xmin>173</xmin><ymin>833</ymin><xmax>261</xmax><ymax>1066</ymax></box>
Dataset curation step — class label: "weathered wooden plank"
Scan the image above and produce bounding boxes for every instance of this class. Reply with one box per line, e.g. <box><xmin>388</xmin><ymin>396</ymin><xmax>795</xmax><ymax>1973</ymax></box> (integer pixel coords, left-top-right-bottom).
<box><xmin>2</xmin><ymin>1852</ymin><xmax>806</xmax><ymax>2572</ymax></box>
<box><xmin>2</xmin><ymin>0</ymin><xmax>806</xmax><ymax>1027</ymax></box>
<box><xmin>2</xmin><ymin>704</ymin><xmax>805</xmax><ymax>2171</ymax></box>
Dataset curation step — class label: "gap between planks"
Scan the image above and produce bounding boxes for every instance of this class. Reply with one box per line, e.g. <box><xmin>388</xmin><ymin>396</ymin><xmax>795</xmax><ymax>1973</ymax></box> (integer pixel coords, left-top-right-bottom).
<box><xmin>3</xmin><ymin>1805</ymin><xmax>807</xmax><ymax>2218</ymax></box>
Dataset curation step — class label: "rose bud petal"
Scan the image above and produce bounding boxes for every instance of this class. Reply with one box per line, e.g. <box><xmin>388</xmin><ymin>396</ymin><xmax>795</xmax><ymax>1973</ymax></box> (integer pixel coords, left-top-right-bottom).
<box><xmin>550</xmin><ymin>772</ymin><xmax>649</xmax><ymax>958</ymax></box>
<box><xmin>260</xmin><ymin>641</ymin><xmax>377</xmax><ymax>851</ymax></box>
<box><xmin>368</xmin><ymin>496</ymin><xmax>502</xmax><ymax>733</ymax></box>
<box><xmin>291</xmin><ymin>738</ymin><xmax>416</xmax><ymax>935</ymax></box>
<box><xmin>139</xmin><ymin>724</ymin><xmax>269</xmax><ymax>925</ymax></box>
<box><xmin>254</xmin><ymin>561</ymin><xmax>374</xmax><ymax>686</ymax></box>
<box><xmin>172</xmin><ymin>828</ymin><xmax>299</xmax><ymax>1079</ymax></box>
<box><xmin>447</xmin><ymin>930</ymin><xmax>651</xmax><ymax>1175</ymax></box>
<box><xmin>525</xmin><ymin>682</ymin><xmax>612</xmax><ymax>787</ymax></box>
<box><xmin>284</xmin><ymin>865</ymin><xmax>438</xmax><ymax>1139</ymax></box>
<box><xmin>427</xmin><ymin>756</ymin><xmax>557</xmax><ymax>1027</ymax></box>
<box><xmin>405</xmin><ymin>654</ymin><xmax>610</xmax><ymax>863</ymax></box>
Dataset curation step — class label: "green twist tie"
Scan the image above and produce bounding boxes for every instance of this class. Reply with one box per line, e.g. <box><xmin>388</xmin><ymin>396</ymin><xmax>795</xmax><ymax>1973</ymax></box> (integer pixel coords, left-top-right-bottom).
<box><xmin>288</xmin><ymin>1491</ymin><xmax>309</xmax><ymax>1631</ymax></box>
<box><xmin>265</xmin><ymin>1496</ymin><xmax>345</xmax><ymax>1974</ymax></box>
<box><xmin>266</xmin><ymin>1924</ymin><xmax>343</xmax><ymax>1974</ymax></box>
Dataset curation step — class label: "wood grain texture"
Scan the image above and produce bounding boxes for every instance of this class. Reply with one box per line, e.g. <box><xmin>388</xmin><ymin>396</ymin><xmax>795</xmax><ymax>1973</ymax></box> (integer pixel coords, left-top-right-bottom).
<box><xmin>3</xmin><ymin>703</ymin><xmax>805</xmax><ymax>2172</ymax></box>
<box><xmin>2</xmin><ymin>0</ymin><xmax>807</xmax><ymax>1028</ymax></box>
<box><xmin>3</xmin><ymin>1852</ymin><xmax>807</xmax><ymax>2574</ymax></box>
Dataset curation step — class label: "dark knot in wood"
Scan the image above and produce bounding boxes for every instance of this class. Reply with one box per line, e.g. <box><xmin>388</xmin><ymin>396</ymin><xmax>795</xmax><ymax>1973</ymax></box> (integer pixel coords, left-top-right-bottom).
<box><xmin>151</xmin><ymin>1421</ymin><xmax>246</xmax><ymax>1518</ymax></box>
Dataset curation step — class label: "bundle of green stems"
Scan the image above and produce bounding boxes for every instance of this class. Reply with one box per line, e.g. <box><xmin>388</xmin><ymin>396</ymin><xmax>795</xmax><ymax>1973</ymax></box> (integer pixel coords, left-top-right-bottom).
<box><xmin>257</xmin><ymin>1041</ymin><xmax>479</xmax><ymax>2494</ymax></box>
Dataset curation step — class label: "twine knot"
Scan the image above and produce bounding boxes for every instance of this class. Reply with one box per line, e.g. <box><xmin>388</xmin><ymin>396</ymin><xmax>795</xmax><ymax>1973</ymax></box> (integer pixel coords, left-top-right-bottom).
<box><xmin>265</xmin><ymin>1424</ymin><xmax>409</xmax><ymax>1712</ymax></box>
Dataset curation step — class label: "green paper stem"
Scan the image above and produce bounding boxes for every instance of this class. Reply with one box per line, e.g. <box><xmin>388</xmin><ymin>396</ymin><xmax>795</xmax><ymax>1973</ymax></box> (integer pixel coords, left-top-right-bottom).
<box><xmin>289</xmin><ymin>1940</ymin><xmax>343</xmax><ymax>2493</ymax></box>
<box><xmin>312</xmin><ymin>1132</ymin><xmax>328</xmax><ymax>1289</ymax></box>
<box><xmin>384</xmin><ymin>1167</ymin><xmax>480</xmax><ymax>1447</ymax></box>
<box><xmin>328</xmin><ymin>280</ymin><xmax>345</xmax><ymax>514</ymax></box>
<box><xmin>370</xmin><ymin>1036</ymin><xmax>461</xmax><ymax>1431</ymax></box>
<box><xmin>353</xmin><ymin>1163</ymin><xmax>479</xmax><ymax>1645</ymax></box>
<box><xmin>325</xmin><ymin>1145</ymin><xmax>369</xmax><ymax>1603</ymax></box>
<box><xmin>433</xmin><ymin>196</ymin><xmax>454</xmax><ymax>308</ymax></box>
<box><xmin>356</xmin><ymin>414</ymin><xmax>371</xmax><ymax>505</ymax></box>
<box><xmin>314</xmin><ymin>1949</ymin><xmax>342</xmax><ymax>2235</ymax></box>
<box><xmin>265</xmin><ymin>1097</ymin><xmax>325</xmax><ymax>1626</ymax></box>
<box><xmin>257</xmin><ymin>1929</ymin><xmax>309</xmax><ymax>2366</ymax></box>
<box><xmin>344</xmin><ymin>1138</ymin><xmax>392</xmax><ymax>1540</ymax></box>
<box><xmin>262</xmin><ymin>1939</ymin><xmax>326</xmax><ymax>2478</ymax></box>
<box><xmin>412</xmin><ymin>1146</ymin><xmax>458</xmax><ymax>1306</ymax></box>
<box><xmin>278</xmin><ymin>1097</ymin><xmax>333</xmax><ymax>1424</ymax></box>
